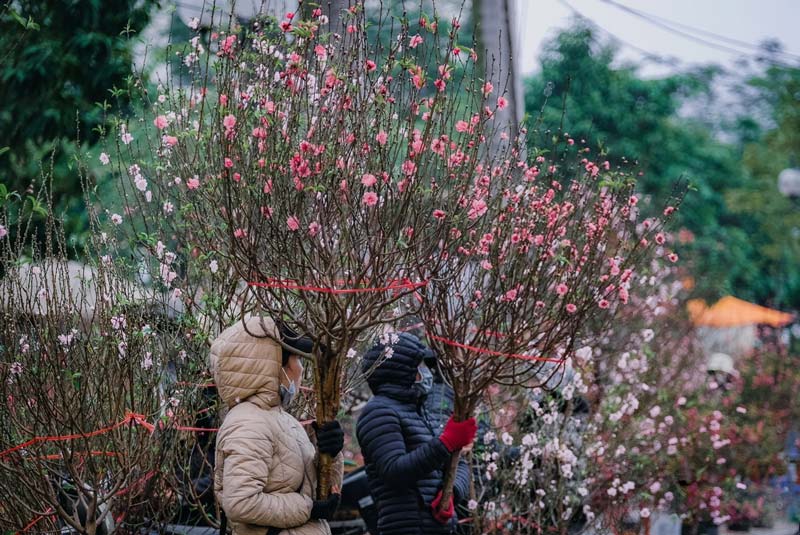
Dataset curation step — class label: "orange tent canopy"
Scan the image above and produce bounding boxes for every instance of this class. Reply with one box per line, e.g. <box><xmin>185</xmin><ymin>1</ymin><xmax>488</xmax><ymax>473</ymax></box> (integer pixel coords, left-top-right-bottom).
<box><xmin>687</xmin><ymin>296</ymin><xmax>794</xmax><ymax>328</ymax></box>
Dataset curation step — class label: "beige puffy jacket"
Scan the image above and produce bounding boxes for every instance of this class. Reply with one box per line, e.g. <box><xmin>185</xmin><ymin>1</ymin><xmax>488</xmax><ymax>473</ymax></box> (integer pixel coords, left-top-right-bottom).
<box><xmin>212</xmin><ymin>316</ymin><xmax>343</xmax><ymax>535</ymax></box>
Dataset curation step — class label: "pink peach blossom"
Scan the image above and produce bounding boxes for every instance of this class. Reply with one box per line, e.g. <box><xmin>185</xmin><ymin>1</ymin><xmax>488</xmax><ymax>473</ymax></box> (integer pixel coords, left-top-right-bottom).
<box><xmin>362</xmin><ymin>191</ymin><xmax>379</xmax><ymax>206</ymax></box>
<box><xmin>401</xmin><ymin>160</ymin><xmax>417</xmax><ymax>176</ymax></box>
<box><xmin>468</xmin><ymin>199</ymin><xmax>487</xmax><ymax>219</ymax></box>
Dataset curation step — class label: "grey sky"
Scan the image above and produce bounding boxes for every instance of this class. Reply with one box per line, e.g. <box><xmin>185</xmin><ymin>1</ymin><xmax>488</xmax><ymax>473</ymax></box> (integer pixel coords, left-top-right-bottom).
<box><xmin>514</xmin><ymin>0</ymin><xmax>800</xmax><ymax>77</ymax></box>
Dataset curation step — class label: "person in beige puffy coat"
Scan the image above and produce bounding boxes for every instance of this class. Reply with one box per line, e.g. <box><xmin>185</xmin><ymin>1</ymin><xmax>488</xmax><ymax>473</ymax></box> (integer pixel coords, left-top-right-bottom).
<box><xmin>211</xmin><ymin>316</ymin><xmax>344</xmax><ymax>535</ymax></box>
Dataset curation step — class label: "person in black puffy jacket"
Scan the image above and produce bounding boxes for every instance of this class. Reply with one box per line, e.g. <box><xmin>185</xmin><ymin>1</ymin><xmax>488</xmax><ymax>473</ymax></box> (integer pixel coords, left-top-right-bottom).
<box><xmin>422</xmin><ymin>350</ymin><xmax>455</xmax><ymax>437</ymax></box>
<box><xmin>356</xmin><ymin>333</ymin><xmax>476</xmax><ymax>535</ymax></box>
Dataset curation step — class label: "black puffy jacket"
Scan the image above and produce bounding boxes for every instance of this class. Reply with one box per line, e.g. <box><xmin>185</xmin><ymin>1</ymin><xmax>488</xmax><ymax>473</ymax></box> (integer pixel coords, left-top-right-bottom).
<box><xmin>424</xmin><ymin>380</ymin><xmax>455</xmax><ymax>436</ymax></box>
<box><xmin>356</xmin><ymin>334</ymin><xmax>471</xmax><ymax>535</ymax></box>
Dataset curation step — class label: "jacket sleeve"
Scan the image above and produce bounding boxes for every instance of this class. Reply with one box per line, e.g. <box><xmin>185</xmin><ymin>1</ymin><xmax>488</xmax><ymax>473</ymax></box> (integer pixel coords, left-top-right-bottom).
<box><xmin>357</xmin><ymin>404</ymin><xmax>451</xmax><ymax>488</ymax></box>
<box><xmin>453</xmin><ymin>457</ymin><xmax>471</xmax><ymax>504</ymax></box>
<box><xmin>219</xmin><ymin>426</ymin><xmax>313</xmax><ymax>528</ymax></box>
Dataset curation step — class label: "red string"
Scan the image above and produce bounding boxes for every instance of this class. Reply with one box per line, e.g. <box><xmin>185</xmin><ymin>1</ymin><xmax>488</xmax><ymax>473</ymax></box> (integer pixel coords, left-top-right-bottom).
<box><xmin>427</xmin><ymin>333</ymin><xmax>564</xmax><ymax>363</ymax></box>
<box><xmin>114</xmin><ymin>470</ymin><xmax>157</xmax><ymax>497</ymax></box>
<box><xmin>16</xmin><ymin>508</ymin><xmax>54</xmax><ymax>534</ymax></box>
<box><xmin>249</xmin><ymin>278</ymin><xmax>428</xmax><ymax>294</ymax></box>
<box><xmin>2</xmin><ymin>411</ymin><xmax>316</xmax><ymax>463</ymax></box>
<box><xmin>11</xmin><ymin>412</ymin><xmax>316</xmax><ymax>533</ymax></box>
<box><xmin>17</xmin><ymin>471</ymin><xmax>157</xmax><ymax>532</ymax></box>
<box><xmin>0</xmin><ymin>412</ymin><xmax>141</xmax><ymax>460</ymax></box>
<box><xmin>30</xmin><ymin>450</ymin><xmax>120</xmax><ymax>461</ymax></box>
<box><xmin>398</xmin><ymin>322</ymin><xmax>425</xmax><ymax>332</ymax></box>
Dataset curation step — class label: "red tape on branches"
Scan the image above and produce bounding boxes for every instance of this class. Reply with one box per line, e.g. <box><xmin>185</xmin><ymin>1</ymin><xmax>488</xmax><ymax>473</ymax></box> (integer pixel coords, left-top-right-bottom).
<box><xmin>16</xmin><ymin>471</ymin><xmax>158</xmax><ymax>533</ymax></box>
<box><xmin>1</xmin><ymin>412</ymin><xmax>316</xmax><ymax>462</ymax></box>
<box><xmin>248</xmin><ymin>278</ymin><xmax>428</xmax><ymax>294</ymax></box>
<box><xmin>427</xmin><ymin>333</ymin><xmax>564</xmax><ymax>363</ymax></box>
<box><xmin>30</xmin><ymin>450</ymin><xmax>120</xmax><ymax>461</ymax></box>
<box><xmin>0</xmin><ymin>412</ymin><xmax>142</xmax><ymax>460</ymax></box>
<box><xmin>16</xmin><ymin>508</ymin><xmax>54</xmax><ymax>534</ymax></box>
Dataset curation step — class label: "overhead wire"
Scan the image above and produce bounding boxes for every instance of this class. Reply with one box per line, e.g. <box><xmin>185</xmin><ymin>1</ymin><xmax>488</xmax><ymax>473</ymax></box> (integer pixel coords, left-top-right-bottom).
<box><xmin>597</xmin><ymin>0</ymin><xmax>800</xmax><ymax>68</ymax></box>
<box><xmin>601</xmin><ymin>0</ymin><xmax>800</xmax><ymax>61</ymax></box>
<box><xmin>556</xmin><ymin>0</ymin><xmax>679</xmax><ymax>65</ymax></box>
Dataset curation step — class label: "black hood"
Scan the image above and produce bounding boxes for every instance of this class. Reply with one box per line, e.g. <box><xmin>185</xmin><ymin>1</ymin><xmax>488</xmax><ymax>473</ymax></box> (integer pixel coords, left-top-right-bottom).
<box><xmin>276</xmin><ymin>321</ymin><xmax>315</xmax><ymax>365</ymax></box>
<box><xmin>361</xmin><ymin>332</ymin><xmax>434</xmax><ymax>401</ymax></box>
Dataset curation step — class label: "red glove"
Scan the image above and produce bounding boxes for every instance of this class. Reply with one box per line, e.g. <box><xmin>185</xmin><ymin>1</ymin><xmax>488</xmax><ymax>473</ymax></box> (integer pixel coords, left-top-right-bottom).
<box><xmin>431</xmin><ymin>490</ymin><xmax>454</xmax><ymax>524</ymax></box>
<box><xmin>439</xmin><ymin>416</ymin><xmax>477</xmax><ymax>452</ymax></box>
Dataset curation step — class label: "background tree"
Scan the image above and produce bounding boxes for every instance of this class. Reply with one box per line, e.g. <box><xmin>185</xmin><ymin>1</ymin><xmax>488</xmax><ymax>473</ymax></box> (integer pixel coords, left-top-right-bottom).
<box><xmin>0</xmin><ymin>0</ymin><xmax>156</xmax><ymax>242</ymax></box>
<box><xmin>524</xmin><ymin>24</ymin><xmax>761</xmax><ymax>305</ymax></box>
<box><xmin>726</xmin><ymin>64</ymin><xmax>800</xmax><ymax>308</ymax></box>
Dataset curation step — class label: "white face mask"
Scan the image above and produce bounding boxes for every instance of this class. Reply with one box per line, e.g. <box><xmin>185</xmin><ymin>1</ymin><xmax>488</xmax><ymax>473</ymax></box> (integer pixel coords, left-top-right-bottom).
<box><xmin>279</xmin><ymin>368</ymin><xmax>297</xmax><ymax>408</ymax></box>
<box><xmin>414</xmin><ymin>363</ymin><xmax>434</xmax><ymax>395</ymax></box>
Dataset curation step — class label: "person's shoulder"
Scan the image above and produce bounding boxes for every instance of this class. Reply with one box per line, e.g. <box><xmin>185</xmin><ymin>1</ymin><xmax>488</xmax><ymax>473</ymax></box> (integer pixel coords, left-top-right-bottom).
<box><xmin>362</xmin><ymin>394</ymin><xmax>397</xmax><ymax>410</ymax></box>
<box><xmin>219</xmin><ymin>402</ymin><xmax>272</xmax><ymax>439</ymax></box>
<box><xmin>358</xmin><ymin>395</ymin><xmax>402</xmax><ymax>424</ymax></box>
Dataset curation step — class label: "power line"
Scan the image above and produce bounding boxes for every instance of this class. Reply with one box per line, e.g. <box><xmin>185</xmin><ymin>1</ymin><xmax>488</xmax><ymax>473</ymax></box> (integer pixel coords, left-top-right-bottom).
<box><xmin>598</xmin><ymin>0</ymin><xmax>800</xmax><ymax>68</ymax></box>
<box><xmin>602</xmin><ymin>0</ymin><xmax>800</xmax><ymax>61</ymax></box>
<box><xmin>557</xmin><ymin>0</ymin><xmax>680</xmax><ymax>65</ymax></box>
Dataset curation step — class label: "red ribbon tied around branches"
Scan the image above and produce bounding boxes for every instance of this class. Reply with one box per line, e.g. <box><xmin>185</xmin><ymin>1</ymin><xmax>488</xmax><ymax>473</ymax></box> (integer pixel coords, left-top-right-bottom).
<box><xmin>426</xmin><ymin>333</ymin><xmax>565</xmax><ymax>364</ymax></box>
<box><xmin>0</xmin><ymin>411</ymin><xmax>315</xmax><ymax>462</ymax></box>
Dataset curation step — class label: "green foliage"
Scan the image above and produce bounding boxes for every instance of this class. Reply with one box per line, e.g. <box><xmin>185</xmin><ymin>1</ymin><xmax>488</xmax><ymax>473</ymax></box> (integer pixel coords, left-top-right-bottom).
<box><xmin>525</xmin><ymin>24</ymin><xmax>799</xmax><ymax>308</ymax></box>
<box><xmin>726</xmin><ymin>65</ymin><xmax>800</xmax><ymax>307</ymax></box>
<box><xmin>0</xmin><ymin>0</ymin><xmax>157</xmax><ymax>241</ymax></box>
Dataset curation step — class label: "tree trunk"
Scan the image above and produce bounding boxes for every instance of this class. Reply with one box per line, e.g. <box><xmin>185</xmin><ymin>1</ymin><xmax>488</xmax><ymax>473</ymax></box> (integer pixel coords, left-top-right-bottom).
<box><xmin>436</xmin><ymin>398</ymin><xmax>471</xmax><ymax>509</ymax></box>
<box><xmin>321</xmin><ymin>0</ymin><xmax>351</xmax><ymax>34</ymax></box>
<box><xmin>474</xmin><ymin>0</ymin><xmax>524</xmax><ymax>149</ymax></box>
<box><xmin>439</xmin><ymin>450</ymin><xmax>461</xmax><ymax>507</ymax></box>
<box><xmin>315</xmin><ymin>349</ymin><xmax>341</xmax><ymax>499</ymax></box>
